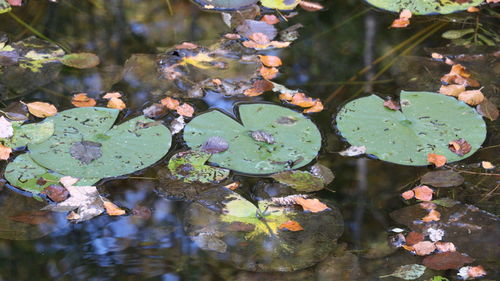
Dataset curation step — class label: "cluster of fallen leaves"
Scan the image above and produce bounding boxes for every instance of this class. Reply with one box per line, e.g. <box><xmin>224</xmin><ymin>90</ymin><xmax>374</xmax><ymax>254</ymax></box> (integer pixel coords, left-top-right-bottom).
<box><xmin>271</xmin><ymin>194</ymin><xmax>330</xmax><ymax>213</ymax></box>
<box><xmin>427</xmin><ymin>138</ymin><xmax>473</xmax><ymax>168</ymax></box>
<box><xmin>435</xmin><ymin>58</ymin><xmax>498</xmax><ymax>121</ymax></box>
<box><xmin>402</xmin><ymin>186</ymin><xmax>441</xmax><ymax>222</ymax></box>
<box><xmin>42</xmin><ymin>176</ymin><xmax>125</xmax><ymax>222</ymax></box>
<box><xmin>71</xmin><ymin>92</ymin><xmax>126</xmax><ymax>110</ymax></box>
<box><xmin>391</xmin><ymin>9</ymin><xmax>412</xmax><ymax>28</ymax></box>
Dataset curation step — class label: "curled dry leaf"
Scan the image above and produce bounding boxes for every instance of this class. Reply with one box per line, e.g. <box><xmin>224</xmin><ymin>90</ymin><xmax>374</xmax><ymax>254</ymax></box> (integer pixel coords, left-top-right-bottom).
<box><xmin>439</xmin><ymin>84</ymin><xmax>465</xmax><ymax>97</ymax></box>
<box><xmin>107</xmin><ymin>98</ymin><xmax>126</xmax><ymax>110</ymax></box>
<box><xmin>26</xmin><ymin>102</ymin><xmax>58</xmax><ymax>118</ymax></box>
<box><xmin>279</xmin><ymin>220</ymin><xmax>304</xmax><ymax>231</ymax></box>
<box><xmin>422</xmin><ymin>209</ymin><xmax>441</xmax><ymax>222</ymax></box>
<box><xmin>303</xmin><ymin>100</ymin><xmax>324</xmax><ymax>113</ymax></box>
<box><xmin>294</xmin><ymin>197</ymin><xmax>329</xmax><ymax>213</ymax></box>
<box><xmin>413</xmin><ymin>185</ymin><xmax>433</xmax><ymax>201</ymax></box>
<box><xmin>259</xmin><ymin>55</ymin><xmax>282</xmax><ymax>67</ymax></box>
<box><xmin>0</xmin><ymin>144</ymin><xmax>12</xmax><ymax>160</ymax></box>
<box><xmin>427</xmin><ymin>153</ymin><xmax>447</xmax><ymax>167</ymax></box>
<box><xmin>291</xmin><ymin>92</ymin><xmax>316</xmax><ymax>107</ymax></box>
<box><xmin>160</xmin><ymin>96</ymin><xmax>180</xmax><ymax>110</ymax></box>
<box><xmin>41</xmin><ymin>184</ymin><xmax>69</xmax><ymax>202</ymax></box>
<box><xmin>102</xmin><ymin>92</ymin><xmax>122</xmax><ymax>99</ymax></box>
<box><xmin>466</xmin><ymin>265</ymin><xmax>487</xmax><ymax>278</ymax></box>
<box><xmin>102</xmin><ymin>199</ymin><xmax>126</xmax><ymax>216</ymax></box>
<box><xmin>298</xmin><ymin>1</ymin><xmax>324</xmax><ymax>11</ymax></box>
<box><xmin>71</xmin><ymin>93</ymin><xmax>96</xmax><ymax>107</ymax></box>
<box><xmin>449</xmin><ymin>64</ymin><xmax>470</xmax><ymax>78</ymax></box>
<box><xmin>458</xmin><ymin>90</ymin><xmax>484</xmax><ymax>106</ymax></box>
<box><xmin>402</xmin><ymin>190</ymin><xmax>415</xmax><ymax>200</ymax></box>
<box><xmin>448</xmin><ymin>138</ymin><xmax>471</xmax><ymax>156</ymax></box>
<box><xmin>176</xmin><ymin>103</ymin><xmax>195</xmax><ymax>117</ymax></box>
<box><xmin>243</xmin><ymin>79</ymin><xmax>274</xmax><ymax>97</ymax></box>
<box><xmin>260</xmin><ymin>66</ymin><xmax>279</xmax><ymax>80</ymax></box>
<box><xmin>412</xmin><ymin>241</ymin><xmax>436</xmax><ymax>256</ymax></box>
<box><xmin>224</xmin><ymin>182</ymin><xmax>240</xmax><ymax>190</ymax></box>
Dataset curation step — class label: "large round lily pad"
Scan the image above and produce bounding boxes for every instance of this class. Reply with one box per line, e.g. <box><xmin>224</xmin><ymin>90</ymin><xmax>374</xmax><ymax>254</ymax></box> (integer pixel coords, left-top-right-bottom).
<box><xmin>183</xmin><ymin>103</ymin><xmax>321</xmax><ymax>175</ymax></box>
<box><xmin>335</xmin><ymin>91</ymin><xmax>486</xmax><ymax>165</ymax></box>
<box><xmin>28</xmin><ymin>107</ymin><xmax>172</xmax><ymax>179</ymax></box>
<box><xmin>364</xmin><ymin>0</ymin><xmax>484</xmax><ymax>15</ymax></box>
<box><xmin>185</xmin><ymin>188</ymin><xmax>343</xmax><ymax>272</ymax></box>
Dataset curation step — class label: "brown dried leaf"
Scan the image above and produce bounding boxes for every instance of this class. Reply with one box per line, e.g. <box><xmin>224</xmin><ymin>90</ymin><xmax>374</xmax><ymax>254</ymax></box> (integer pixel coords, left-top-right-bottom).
<box><xmin>259</xmin><ymin>55</ymin><xmax>282</xmax><ymax>67</ymax></box>
<box><xmin>160</xmin><ymin>97</ymin><xmax>180</xmax><ymax>110</ymax></box>
<box><xmin>481</xmin><ymin>161</ymin><xmax>495</xmax><ymax>169</ymax></box>
<box><xmin>102</xmin><ymin>92</ymin><xmax>122</xmax><ymax>99</ymax></box>
<box><xmin>420</xmin><ymin>170</ymin><xmax>464</xmax><ymax>187</ymax></box>
<box><xmin>413</xmin><ymin>185</ymin><xmax>434</xmax><ymax>201</ymax></box>
<box><xmin>294</xmin><ymin>197</ymin><xmax>329</xmax><ymax>213</ymax></box>
<box><xmin>176</xmin><ymin>103</ymin><xmax>194</xmax><ymax>117</ymax></box>
<box><xmin>224</xmin><ymin>182</ymin><xmax>240</xmax><ymax>191</ymax></box>
<box><xmin>291</xmin><ymin>92</ymin><xmax>316</xmax><ymax>107</ymax></box>
<box><xmin>243</xmin><ymin>79</ymin><xmax>274</xmax><ymax>97</ymax></box>
<box><xmin>26</xmin><ymin>102</ymin><xmax>58</xmax><ymax>118</ymax></box>
<box><xmin>401</xmin><ymin>190</ymin><xmax>415</xmax><ymax>200</ymax></box>
<box><xmin>0</xmin><ymin>144</ymin><xmax>12</xmax><ymax>160</ymax></box>
<box><xmin>107</xmin><ymin>98</ymin><xmax>126</xmax><ymax>110</ymax></box>
<box><xmin>476</xmin><ymin>98</ymin><xmax>499</xmax><ymax>121</ymax></box>
<box><xmin>427</xmin><ymin>153</ymin><xmax>446</xmax><ymax>167</ymax></box>
<box><xmin>71</xmin><ymin>93</ymin><xmax>96</xmax><ymax>107</ymax></box>
<box><xmin>303</xmin><ymin>100</ymin><xmax>324</xmax><ymax>113</ymax></box>
<box><xmin>103</xmin><ymin>200</ymin><xmax>126</xmax><ymax>216</ymax></box>
<box><xmin>405</xmin><ymin>231</ymin><xmax>424</xmax><ymax>246</ymax></box>
<box><xmin>435</xmin><ymin>241</ymin><xmax>456</xmax><ymax>252</ymax></box>
<box><xmin>412</xmin><ymin>241</ymin><xmax>436</xmax><ymax>256</ymax></box>
<box><xmin>458</xmin><ymin>90</ymin><xmax>485</xmax><ymax>106</ymax></box>
<box><xmin>383</xmin><ymin>99</ymin><xmax>400</xmax><ymax>110</ymax></box>
<box><xmin>42</xmin><ymin>185</ymin><xmax>69</xmax><ymax>203</ymax></box>
<box><xmin>422</xmin><ymin>251</ymin><xmax>474</xmax><ymax>270</ymax></box>
<box><xmin>422</xmin><ymin>209</ymin><xmax>441</xmax><ymax>222</ymax></box>
<box><xmin>391</xmin><ymin>18</ymin><xmax>410</xmax><ymax>28</ymax></box>
<box><xmin>467</xmin><ymin>265</ymin><xmax>487</xmax><ymax>278</ymax></box>
<box><xmin>260</xmin><ymin>14</ymin><xmax>280</xmax><ymax>25</ymax></box>
<box><xmin>448</xmin><ymin>138</ymin><xmax>472</xmax><ymax>156</ymax></box>
<box><xmin>439</xmin><ymin>84</ymin><xmax>465</xmax><ymax>97</ymax></box>
<box><xmin>260</xmin><ymin>66</ymin><xmax>279</xmax><ymax>80</ymax></box>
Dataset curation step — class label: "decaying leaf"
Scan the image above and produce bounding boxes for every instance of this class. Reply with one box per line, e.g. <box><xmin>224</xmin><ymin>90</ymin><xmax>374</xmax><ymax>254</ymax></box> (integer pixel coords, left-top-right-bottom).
<box><xmin>384</xmin><ymin>99</ymin><xmax>401</xmax><ymax>110</ymax></box>
<box><xmin>412</xmin><ymin>241</ymin><xmax>436</xmax><ymax>256</ymax></box>
<box><xmin>427</xmin><ymin>153</ymin><xmax>447</xmax><ymax>167</ymax></box>
<box><xmin>279</xmin><ymin>220</ymin><xmax>304</xmax><ymax>231</ymax></box>
<box><xmin>448</xmin><ymin>138</ymin><xmax>471</xmax><ymax>156</ymax></box>
<box><xmin>476</xmin><ymin>98</ymin><xmax>499</xmax><ymax>121</ymax></box>
<box><xmin>167</xmin><ymin>150</ymin><xmax>230</xmax><ymax>183</ymax></box>
<box><xmin>26</xmin><ymin>102</ymin><xmax>57</xmax><ymax>118</ymax></box>
<box><xmin>102</xmin><ymin>199</ymin><xmax>126</xmax><ymax>216</ymax></box>
<box><xmin>271</xmin><ymin>169</ymin><xmax>325</xmax><ymax>192</ymax></box>
<box><xmin>260</xmin><ymin>66</ymin><xmax>279</xmax><ymax>79</ymax></box>
<box><xmin>435</xmin><ymin>241</ymin><xmax>456</xmax><ymax>253</ymax></box>
<box><xmin>439</xmin><ymin>84</ymin><xmax>465</xmax><ymax>97</ymax></box>
<box><xmin>201</xmin><ymin>136</ymin><xmax>229</xmax><ymax>154</ymax></box>
<box><xmin>380</xmin><ymin>264</ymin><xmax>426</xmax><ymax>280</ymax></box>
<box><xmin>458</xmin><ymin>265</ymin><xmax>487</xmax><ymax>279</ymax></box>
<box><xmin>59</xmin><ymin>53</ymin><xmax>100</xmax><ymax>69</ymax></box>
<box><xmin>161</xmin><ymin>96</ymin><xmax>181</xmax><ymax>110</ymax></box>
<box><xmin>422</xmin><ymin>251</ymin><xmax>474</xmax><ymax>270</ymax></box>
<box><xmin>294</xmin><ymin>197</ymin><xmax>329</xmax><ymax>213</ymax></box>
<box><xmin>106</xmin><ymin>97</ymin><xmax>126</xmax><ymax>110</ymax></box>
<box><xmin>458</xmin><ymin>90</ymin><xmax>484</xmax><ymax>106</ymax></box>
<box><xmin>420</xmin><ymin>170</ymin><xmax>464</xmax><ymax>187</ymax></box>
<box><xmin>405</xmin><ymin>231</ymin><xmax>425</xmax><ymax>246</ymax></box>
<box><xmin>422</xmin><ymin>209</ymin><xmax>441</xmax><ymax>222</ymax></box>
<box><xmin>402</xmin><ymin>190</ymin><xmax>415</xmax><ymax>200</ymax></box>
<box><xmin>0</xmin><ymin>143</ymin><xmax>12</xmax><ymax>160</ymax></box>
<box><xmin>259</xmin><ymin>55</ymin><xmax>282</xmax><ymax>67</ymax></box>
<box><xmin>413</xmin><ymin>185</ymin><xmax>433</xmax><ymax>201</ymax></box>
<box><xmin>41</xmin><ymin>184</ymin><xmax>69</xmax><ymax>202</ymax></box>
<box><xmin>303</xmin><ymin>100</ymin><xmax>324</xmax><ymax>113</ymax></box>
<box><xmin>143</xmin><ymin>103</ymin><xmax>168</xmax><ymax>118</ymax></box>
<box><xmin>261</xmin><ymin>14</ymin><xmax>280</xmax><ymax>25</ymax></box>
<box><xmin>481</xmin><ymin>161</ymin><xmax>494</xmax><ymax>169</ymax></box>
<box><xmin>176</xmin><ymin>103</ymin><xmax>194</xmax><ymax>117</ymax></box>
<box><xmin>71</xmin><ymin>93</ymin><xmax>97</xmax><ymax>107</ymax></box>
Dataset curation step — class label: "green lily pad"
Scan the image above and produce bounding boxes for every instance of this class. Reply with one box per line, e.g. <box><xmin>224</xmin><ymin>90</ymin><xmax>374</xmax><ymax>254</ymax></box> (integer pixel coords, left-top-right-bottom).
<box><xmin>335</xmin><ymin>91</ymin><xmax>486</xmax><ymax>166</ymax></box>
<box><xmin>185</xmin><ymin>188</ymin><xmax>344</xmax><ymax>271</ymax></box>
<box><xmin>271</xmin><ymin>170</ymin><xmax>325</xmax><ymax>192</ymax></box>
<box><xmin>364</xmin><ymin>0</ymin><xmax>484</xmax><ymax>15</ymax></box>
<box><xmin>4</xmin><ymin>154</ymin><xmax>98</xmax><ymax>194</ymax></box>
<box><xmin>28</xmin><ymin>107</ymin><xmax>172</xmax><ymax>179</ymax></box>
<box><xmin>3</xmin><ymin>120</ymin><xmax>54</xmax><ymax>148</ymax></box>
<box><xmin>168</xmin><ymin>150</ymin><xmax>230</xmax><ymax>183</ymax></box>
<box><xmin>192</xmin><ymin>0</ymin><xmax>258</xmax><ymax>11</ymax></box>
<box><xmin>183</xmin><ymin>103</ymin><xmax>321</xmax><ymax>175</ymax></box>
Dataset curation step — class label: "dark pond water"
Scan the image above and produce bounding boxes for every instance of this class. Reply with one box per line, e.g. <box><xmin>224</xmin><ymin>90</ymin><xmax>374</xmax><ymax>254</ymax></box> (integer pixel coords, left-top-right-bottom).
<box><xmin>0</xmin><ymin>1</ymin><xmax>499</xmax><ymax>280</ymax></box>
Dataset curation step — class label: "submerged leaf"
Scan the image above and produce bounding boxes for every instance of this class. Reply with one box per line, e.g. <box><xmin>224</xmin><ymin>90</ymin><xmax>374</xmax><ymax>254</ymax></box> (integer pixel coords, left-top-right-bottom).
<box><xmin>59</xmin><ymin>52</ymin><xmax>100</xmax><ymax>69</ymax></box>
<box><xmin>380</xmin><ymin>264</ymin><xmax>426</xmax><ymax>280</ymax></box>
<box><xmin>271</xmin><ymin>170</ymin><xmax>325</xmax><ymax>192</ymax></box>
<box><xmin>365</xmin><ymin>0</ymin><xmax>483</xmax><ymax>15</ymax></box>
<box><xmin>168</xmin><ymin>150</ymin><xmax>230</xmax><ymax>183</ymax></box>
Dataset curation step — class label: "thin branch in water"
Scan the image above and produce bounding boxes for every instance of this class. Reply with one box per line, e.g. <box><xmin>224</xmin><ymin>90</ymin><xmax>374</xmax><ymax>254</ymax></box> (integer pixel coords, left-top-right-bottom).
<box><xmin>444</xmin><ymin>165</ymin><xmax>500</xmax><ymax>177</ymax></box>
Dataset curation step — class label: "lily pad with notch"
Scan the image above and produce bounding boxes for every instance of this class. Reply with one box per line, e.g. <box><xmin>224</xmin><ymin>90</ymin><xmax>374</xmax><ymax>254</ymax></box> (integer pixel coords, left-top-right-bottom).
<box><xmin>364</xmin><ymin>0</ymin><xmax>484</xmax><ymax>15</ymax></box>
<box><xmin>183</xmin><ymin>103</ymin><xmax>321</xmax><ymax>175</ymax></box>
<box><xmin>335</xmin><ymin>91</ymin><xmax>486</xmax><ymax>166</ymax></box>
<box><xmin>167</xmin><ymin>150</ymin><xmax>230</xmax><ymax>183</ymax></box>
<box><xmin>185</xmin><ymin>187</ymin><xmax>344</xmax><ymax>272</ymax></box>
<box><xmin>28</xmin><ymin>107</ymin><xmax>172</xmax><ymax>179</ymax></box>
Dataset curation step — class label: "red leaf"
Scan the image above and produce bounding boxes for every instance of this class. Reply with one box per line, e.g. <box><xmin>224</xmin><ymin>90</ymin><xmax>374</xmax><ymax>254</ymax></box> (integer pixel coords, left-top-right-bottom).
<box><xmin>422</xmin><ymin>251</ymin><xmax>474</xmax><ymax>270</ymax></box>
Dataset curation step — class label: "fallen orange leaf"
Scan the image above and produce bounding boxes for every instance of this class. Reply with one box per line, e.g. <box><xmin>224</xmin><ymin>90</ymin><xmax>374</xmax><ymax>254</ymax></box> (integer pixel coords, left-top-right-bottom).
<box><xmin>26</xmin><ymin>102</ymin><xmax>57</xmax><ymax>118</ymax></box>
<box><xmin>102</xmin><ymin>92</ymin><xmax>122</xmax><ymax>99</ymax></box>
<box><xmin>383</xmin><ymin>99</ymin><xmax>401</xmax><ymax>110</ymax></box>
<box><xmin>299</xmin><ymin>0</ymin><xmax>324</xmax><ymax>11</ymax></box>
<box><xmin>439</xmin><ymin>84</ymin><xmax>465</xmax><ymax>97</ymax></box>
<box><xmin>103</xmin><ymin>200</ymin><xmax>126</xmax><ymax>216</ymax></box>
<box><xmin>481</xmin><ymin>161</ymin><xmax>495</xmax><ymax>169</ymax></box>
<box><xmin>107</xmin><ymin>98</ymin><xmax>126</xmax><ymax>110</ymax></box>
<box><xmin>176</xmin><ymin>103</ymin><xmax>194</xmax><ymax>117</ymax></box>
<box><xmin>160</xmin><ymin>97</ymin><xmax>180</xmax><ymax>110</ymax></box>
<box><xmin>435</xmin><ymin>241</ymin><xmax>456</xmax><ymax>252</ymax></box>
<box><xmin>467</xmin><ymin>6</ymin><xmax>480</xmax><ymax>12</ymax></box>
<box><xmin>303</xmin><ymin>100</ymin><xmax>324</xmax><ymax>113</ymax></box>
<box><xmin>279</xmin><ymin>220</ymin><xmax>304</xmax><ymax>231</ymax></box>
<box><xmin>291</xmin><ymin>92</ymin><xmax>316</xmax><ymax>107</ymax></box>
<box><xmin>413</xmin><ymin>185</ymin><xmax>433</xmax><ymax>201</ymax></box>
<box><xmin>467</xmin><ymin>265</ymin><xmax>487</xmax><ymax>278</ymax></box>
<box><xmin>243</xmin><ymin>79</ymin><xmax>274</xmax><ymax>97</ymax></box>
<box><xmin>448</xmin><ymin>138</ymin><xmax>471</xmax><ymax>156</ymax></box>
<box><xmin>260</xmin><ymin>14</ymin><xmax>280</xmax><ymax>25</ymax></box>
<box><xmin>294</xmin><ymin>197</ymin><xmax>329</xmax><ymax>213</ymax></box>
<box><xmin>260</xmin><ymin>66</ymin><xmax>279</xmax><ymax>80</ymax></box>
<box><xmin>0</xmin><ymin>144</ymin><xmax>12</xmax><ymax>160</ymax></box>
<box><xmin>427</xmin><ymin>153</ymin><xmax>447</xmax><ymax>167</ymax></box>
<box><xmin>422</xmin><ymin>209</ymin><xmax>441</xmax><ymax>222</ymax></box>
<box><xmin>458</xmin><ymin>89</ymin><xmax>485</xmax><ymax>106</ymax></box>
<box><xmin>449</xmin><ymin>64</ymin><xmax>471</xmax><ymax>78</ymax></box>
<box><xmin>405</xmin><ymin>231</ymin><xmax>424</xmax><ymax>246</ymax></box>
<box><xmin>391</xmin><ymin>18</ymin><xmax>410</xmax><ymax>28</ymax></box>
<box><xmin>259</xmin><ymin>55</ymin><xmax>282</xmax><ymax>67</ymax></box>
<box><xmin>224</xmin><ymin>182</ymin><xmax>240</xmax><ymax>191</ymax></box>
<box><xmin>279</xmin><ymin>92</ymin><xmax>294</xmax><ymax>101</ymax></box>
<box><xmin>71</xmin><ymin>93</ymin><xmax>96</xmax><ymax>107</ymax></box>
<box><xmin>401</xmin><ymin>190</ymin><xmax>415</xmax><ymax>200</ymax></box>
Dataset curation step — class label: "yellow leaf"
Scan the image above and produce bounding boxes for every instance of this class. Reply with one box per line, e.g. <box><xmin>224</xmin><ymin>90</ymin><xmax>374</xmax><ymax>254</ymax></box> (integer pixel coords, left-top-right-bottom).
<box><xmin>26</xmin><ymin>102</ymin><xmax>57</xmax><ymax>118</ymax></box>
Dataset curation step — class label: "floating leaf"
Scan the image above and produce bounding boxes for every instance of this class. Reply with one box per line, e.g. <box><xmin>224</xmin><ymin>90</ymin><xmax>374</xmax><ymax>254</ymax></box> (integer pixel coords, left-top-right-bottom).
<box><xmin>294</xmin><ymin>197</ymin><xmax>329</xmax><ymax>213</ymax></box>
<box><xmin>192</xmin><ymin>0</ymin><xmax>258</xmax><ymax>11</ymax></box>
<box><xmin>167</xmin><ymin>150</ymin><xmax>230</xmax><ymax>183</ymax></box>
<box><xmin>427</xmin><ymin>153</ymin><xmax>447</xmax><ymax>167</ymax></box>
<box><xmin>71</xmin><ymin>93</ymin><xmax>96</xmax><ymax>107</ymax></box>
<box><xmin>4</xmin><ymin>120</ymin><xmax>54</xmax><ymax>148</ymax></box>
<box><xmin>420</xmin><ymin>170</ymin><xmax>464</xmax><ymax>187</ymax></box>
<box><xmin>26</xmin><ymin>102</ymin><xmax>57</xmax><ymax>118</ymax></box>
<box><xmin>422</xmin><ymin>251</ymin><xmax>474</xmax><ymax>270</ymax></box>
<box><xmin>261</xmin><ymin>0</ymin><xmax>301</xmax><ymax>10</ymax></box>
<box><xmin>336</xmin><ymin>91</ymin><xmax>486</xmax><ymax>166</ymax></box>
<box><xmin>364</xmin><ymin>0</ymin><xmax>483</xmax><ymax>15</ymax></box>
<box><xmin>413</xmin><ymin>185</ymin><xmax>433</xmax><ymax>201</ymax></box>
<box><xmin>279</xmin><ymin>220</ymin><xmax>304</xmax><ymax>231</ymax></box>
<box><xmin>184</xmin><ymin>103</ymin><xmax>321</xmax><ymax>175</ymax></box>
<box><xmin>380</xmin><ymin>264</ymin><xmax>426</xmax><ymax>280</ymax></box>
<box><xmin>271</xmin><ymin>170</ymin><xmax>325</xmax><ymax>192</ymax></box>
<box><xmin>0</xmin><ymin>143</ymin><xmax>11</xmax><ymax>160</ymax></box>
<box><xmin>28</xmin><ymin>107</ymin><xmax>172</xmax><ymax>180</ymax></box>
<box><xmin>476</xmin><ymin>98</ymin><xmax>499</xmax><ymax>121</ymax></box>
<box><xmin>58</xmin><ymin>52</ymin><xmax>100</xmax><ymax>69</ymax></box>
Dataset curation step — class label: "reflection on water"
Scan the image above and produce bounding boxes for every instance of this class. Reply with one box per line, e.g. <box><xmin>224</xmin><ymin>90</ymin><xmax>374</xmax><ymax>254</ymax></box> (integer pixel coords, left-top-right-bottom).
<box><xmin>0</xmin><ymin>0</ymin><xmax>498</xmax><ymax>280</ymax></box>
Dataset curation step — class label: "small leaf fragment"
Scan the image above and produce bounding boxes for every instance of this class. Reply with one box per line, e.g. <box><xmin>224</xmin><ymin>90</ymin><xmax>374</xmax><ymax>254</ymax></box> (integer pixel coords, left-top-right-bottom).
<box><xmin>71</xmin><ymin>93</ymin><xmax>97</xmax><ymax>107</ymax></box>
<box><xmin>427</xmin><ymin>153</ymin><xmax>446</xmax><ymax>167</ymax></box>
<box><xmin>339</xmin><ymin>145</ymin><xmax>366</xmax><ymax>156</ymax></box>
<box><xmin>0</xmin><ymin>144</ymin><xmax>12</xmax><ymax>160</ymax></box>
<box><xmin>448</xmin><ymin>138</ymin><xmax>471</xmax><ymax>156</ymax></box>
<box><xmin>380</xmin><ymin>264</ymin><xmax>426</xmax><ymax>280</ymax></box>
<box><xmin>481</xmin><ymin>161</ymin><xmax>495</xmax><ymax>169</ymax></box>
<box><xmin>103</xmin><ymin>199</ymin><xmax>126</xmax><ymax>216</ymax></box>
<box><xmin>259</xmin><ymin>55</ymin><xmax>282</xmax><ymax>67</ymax></box>
<box><xmin>59</xmin><ymin>52</ymin><xmax>100</xmax><ymax>69</ymax></box>
<box><xmin>176</xmin><ymin>103</ymin><xmax>194</xmax><ymax>117</ymax></box>
<box><xmin>458</xmin><ymin>90</ymin><xmax>484</xmax><ymax>106</ymax></box>
<box><xmin>294</xmin><ymin>197</ymin><xmax>329</xmax><ymax>213</ymax></box>
<box><xmin>412</xmin><ymin>241</ymin><xmax>436</xmax><ymax>256</ymax></box>
<box><xmin>279</xmin><ymin>220</ymin><xmax>304</xmax><ymax>231</ymax></box>
<box><xmin>476</xmin><ymin>98</ymin><xmax>499</xmax><ymax>121</ymax></box>
<box><xmin>106</xmin><ymin>98</ymin><xmax>126</xmax><ymax>110</ymax></box>
<box><xmin>413</xmin><ymin>185</ymin><xmax>433</xmax><ymax>201</ymax></box>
